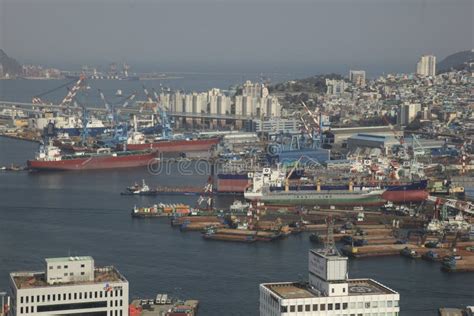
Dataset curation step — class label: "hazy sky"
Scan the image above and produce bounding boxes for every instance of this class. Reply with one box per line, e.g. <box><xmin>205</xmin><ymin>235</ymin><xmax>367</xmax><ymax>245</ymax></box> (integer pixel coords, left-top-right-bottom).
<box><xmin>1</xmin><ymin>0</ymin><xmax>473</xmax><ymax>74</ymax></box>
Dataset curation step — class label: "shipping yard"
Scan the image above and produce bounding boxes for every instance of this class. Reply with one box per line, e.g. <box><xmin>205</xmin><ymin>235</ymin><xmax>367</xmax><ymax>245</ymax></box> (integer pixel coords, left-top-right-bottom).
<box><xmin>1</xmin><ymin>50</ymin><xmax>474</xmax><ymax>315</ymax></box>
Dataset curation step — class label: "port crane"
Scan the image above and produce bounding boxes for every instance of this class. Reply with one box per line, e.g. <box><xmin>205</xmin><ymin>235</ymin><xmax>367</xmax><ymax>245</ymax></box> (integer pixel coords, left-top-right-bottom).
<box><xmin>141</xmin><ymin>85</ymin><xmax>172</xmax><ymax>139</ymax></box>
<box><xmin>32</xmin><ymin>74</ymin><xmax>87</xmax><ymax>109</ymax></box>
<box><xmin>98</xmin><ymin>89</ymin><xmax>136</xmax><ymax>126</ymax></box>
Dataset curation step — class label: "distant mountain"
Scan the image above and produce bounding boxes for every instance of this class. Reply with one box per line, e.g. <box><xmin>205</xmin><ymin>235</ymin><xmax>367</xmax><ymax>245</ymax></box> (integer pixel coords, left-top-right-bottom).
<box><xmin>437</xmin><ymin>49</ymin><xmax>474</xmax><ymax>73</ymax></box>
<box><xmin>0</xmin><ymin>49</ymin><xmax>22</xmax><ymax>76</ymax></box>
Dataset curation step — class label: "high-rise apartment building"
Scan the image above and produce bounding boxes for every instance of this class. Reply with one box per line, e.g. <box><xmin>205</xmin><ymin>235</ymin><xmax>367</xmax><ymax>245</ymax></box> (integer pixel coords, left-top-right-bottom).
<box><xmin>416</xmin><ymin>55</ymin><xmax>436</xmax><ymax>77</ymax></box>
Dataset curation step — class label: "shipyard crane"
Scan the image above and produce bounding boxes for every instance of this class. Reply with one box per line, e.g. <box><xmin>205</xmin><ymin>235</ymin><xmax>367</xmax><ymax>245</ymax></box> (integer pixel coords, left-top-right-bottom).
<box><xmin>427</xmin><ymin>195</ymin><xmax>474</xmax><ymax>216</ymax></box>
<box><xmin>98</xmin><ymin>89</ymin><xmax>136</xmax><ymax>126</ymax></box>
<box><xmin>141</xmin><ymin>85</ymin><xmax>159</xmax><ymax>113</ymax></box>
<box><xmin>31</xmin><ymin>74</ymin><xmax>86</xmax><ymax>108</ymax></box>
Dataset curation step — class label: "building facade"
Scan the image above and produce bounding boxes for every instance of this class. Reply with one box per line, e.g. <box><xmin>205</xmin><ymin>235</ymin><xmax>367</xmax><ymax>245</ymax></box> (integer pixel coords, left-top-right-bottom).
<box><xmin>416</xmin><ymin>55</ymin><xmax>436</xmax><ymax>77</ymax></box>
<box><xmin>260</xmin><ymin>249</ymin><xmax>400</xmax><ymax>316</ymax></box>
<box><xmin>349</xmin><ymin>70</ymin><xmax>366</xmax><ymax>87</ymax></box>
<box><xmin>9</xmin><ymin>256</ymin><xmax>129</xmax><ymax>316</ymax></box>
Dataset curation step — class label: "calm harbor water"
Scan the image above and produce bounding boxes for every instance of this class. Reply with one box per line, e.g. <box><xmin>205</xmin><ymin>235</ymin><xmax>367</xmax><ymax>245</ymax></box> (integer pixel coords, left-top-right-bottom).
<box><xmin>0</xmin><ymin>136</ymin><xmax>473</xmax><ymax>315</ymax></box>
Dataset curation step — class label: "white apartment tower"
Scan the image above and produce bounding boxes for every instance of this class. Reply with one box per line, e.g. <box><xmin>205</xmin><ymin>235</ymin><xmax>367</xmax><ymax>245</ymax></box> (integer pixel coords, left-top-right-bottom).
<box><xmin>9</xmin><ymin>256</ymin><xmax>129</xmax><ymax>316</ymax></box>
<box><xmin>416</xmin><ymin>55</ymin><xmax>436</xmax><ymax>77</ymax></box>
<box><xmin>260</xmin><ymin>249</ymin><xmax>400</xmax><ymax>316</ymax></box>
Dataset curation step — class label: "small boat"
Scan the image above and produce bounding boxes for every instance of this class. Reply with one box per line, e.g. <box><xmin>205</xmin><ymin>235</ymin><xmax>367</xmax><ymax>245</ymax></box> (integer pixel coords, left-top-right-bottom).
<box><xmin>421</xmin><ymin>250</ymin><xmax>439</xmax><ymax>261</ymax></box>
<box><xmin>400</xmin><ymin>247</ymin><xmax>420</xmax><ymax>259</ymax></box>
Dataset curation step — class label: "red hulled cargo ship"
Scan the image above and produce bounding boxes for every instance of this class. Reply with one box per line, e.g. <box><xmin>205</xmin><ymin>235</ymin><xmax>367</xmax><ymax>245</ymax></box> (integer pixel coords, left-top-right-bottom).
<box><xmin>27</xmin><ymin>143</ymin><xmax>158</xmax><ymax>171</ymax></box>
<box><xmin>117</xmin><ymin>134</ymin><xmax>220</xmax><ymax>153</ymax></box>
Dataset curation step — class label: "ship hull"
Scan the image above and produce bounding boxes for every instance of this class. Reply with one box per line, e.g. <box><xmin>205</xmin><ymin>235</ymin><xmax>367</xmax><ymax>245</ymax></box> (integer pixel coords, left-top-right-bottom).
<box><xmin>27</xmin><ymin>151</ymin><xmax>157</xmax><ymax>171</ymax></box>
<box><xmin>381</xmin><ymin>190</ymin><xmax>428</xmax><ymax>203</ymax></box>
<box><xmin>245</xmin><ymin>190</ymin><xmax>386</xmax><ymax>207</ymax></box>
<box><xmin>119</xmin><ymin>138</ymin><xmax>220</xmax><ymax>153</ymax></box>
<box><xmin>216</xmin><ymin>174</ymin><xmax>250</xmax><ymax>193</ymax></box>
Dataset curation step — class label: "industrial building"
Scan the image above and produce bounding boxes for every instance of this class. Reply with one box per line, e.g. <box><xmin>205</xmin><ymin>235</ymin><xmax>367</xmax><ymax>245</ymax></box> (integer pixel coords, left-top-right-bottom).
<box><xmin>9</xmin><ymin>256</ymin><xmax>128</xmax><ymax>316</ymax></box>
<box><xmin>259</xmin><ymin>248</ymin><xmax>400</xmax><ymax>316</ymax></box>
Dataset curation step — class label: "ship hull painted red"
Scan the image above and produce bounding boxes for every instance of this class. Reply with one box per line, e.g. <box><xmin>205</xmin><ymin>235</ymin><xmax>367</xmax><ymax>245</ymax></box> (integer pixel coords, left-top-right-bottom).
<box><xmin>381</xmin><ymin>190</ymin><xmax>428</xmax><ymax>203</ymax></box>
<box><xmin>119</xmin><ymin>138</ymin><xmax>220</xmax><ymax>153</ymax></box>
<box><xmin>216</xmin><ymin>179</ymin><xmax>251</xmax><ymax>193</ymax></box>
<box><xmin>27</xmin><ymin>152</ymin><xmax>157</xmax><ymax>171</ymax></box>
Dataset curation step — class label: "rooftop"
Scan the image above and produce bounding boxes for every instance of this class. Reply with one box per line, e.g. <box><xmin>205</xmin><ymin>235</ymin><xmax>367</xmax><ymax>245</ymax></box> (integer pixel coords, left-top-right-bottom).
<box><xmin>263</xmin><ymin>279</ymin><xmax>397</xmax><ymax>300</ymax></box>
<box><xmin>11</xmin><ymin>266</ymin><xmax>126</xmax><ymax>290</ymax></box>
<box><xmin>45</xmin><ymin>256</ymin><xmax>93</xmax><ymax>263</ymax></box>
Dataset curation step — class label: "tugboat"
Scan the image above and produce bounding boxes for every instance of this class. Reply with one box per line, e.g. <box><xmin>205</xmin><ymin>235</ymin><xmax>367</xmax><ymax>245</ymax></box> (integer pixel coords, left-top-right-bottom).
<box><xmin>123</xmin><ymin>179</ymin><xmax>153</xmax><ymax>195</ymax></box>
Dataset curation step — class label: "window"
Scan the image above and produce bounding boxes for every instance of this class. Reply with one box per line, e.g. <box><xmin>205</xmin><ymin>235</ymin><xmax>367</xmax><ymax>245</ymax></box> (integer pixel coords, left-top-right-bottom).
<box><xmin>49</xmin><ymin>266</ymin><xmax>53</xmax><ymax>270</ymax></box>
<box><xmin>37</xmin><ymin>295</ymin><xmax>40</xmax><ymax>302</ymax></box>
<box><xmin>290</xmin><ymin>305</ymin><xmax>295</xmax><ymax>312</ymax></box>
<box><xmin>79</xmin><ymin>293</ymin><xmax>82</xmax><ymax>299</ymax></box>
<box><xmin>336</xmin><ymin>303</ymin><xmax>341</xmax><ymax>310</ymax></box>
<box><xmin>387</xmin><ymin>301</ymin><xmax>393</xmax><ymax>307</ymax></box>
<box><xmin>74</xmin><ymin>293</ymin><xmax>77</xmax><ymax>300</ymax></box>
<box><xmin>52</xmin><ymin>294</ymin><xmax>55</xmax><ymax>301</ymax></box>
<box><xmin>365</xmin><ymin>302</ymin><xmax>371</xmax><ymax>308</ymax></box>
<box><xmin>305</xmin><ymin>304</ymin><xmax>310</xmax><ymax>311</ymax></box>
<box><xmin>372</xmin><ymin>301</ymin><xmax>378</xmax><ymax>308</ymax></box>
<box><xmin>297</xmin><ymin>305</ymin><xmax>303</xmax><ymax>312</ymax></box>
<box><xmin>47</xmin><ymin>294</ymin><xmax>50</xmax><ymax>301</ymax></box>
<box><xmin>81</xmin><ymin>272</ymin><xmax>85</xmax><ymax>276</ymax></box>
<box><xmin>380</xmin><ymin>301</ymin><xmax>386</xmax><ymax>307</ymax></box>
<box><xmin>343</xmin><ymin>303</ymin><xmax>348</xmax><ymax>309</ymax></box>
<box><xmin>42</xmin><ymin>295</ymin><xmax>45</xmax><ymax>302</ymax></box>
<box><xmin>57</xmin><ymin>265</ymin><xmax>61</xmax><ymax>269</ymax></box>
<box><xmin>394</xmin><ymin>301</ymin><xmax>399</xmax><ymax>307</ymax></box>
<box><xmin>25</xmin><ymin>296</ymin><xmax>28</xmax><ymax>303</ymax></box>
<box><xmin>31</xmin><ymin>296</ymin><xmax>34</xmax><ymax>303</ymax></box>
<box><xmin>20</xmin><ymin>307</ymin><xmax>23</xmax><ymax>314</ymax></box>
<box><xmin>280</xmin><ymin>306</ymin><xmax>288</xmax><ymax>313</ymax></box>
<box><xmin>20</xmin><ymin>297</ymin><xmax>23</xmax><ymax>304</ymax></box>
<box><xmin>350</xmin><ymin>302</ymin><xmax>356</xmax><ymax>309</ymax></box>
<box><xmin>328</xmin><ymin>303</ymin><xmax>333</xmax><ymax>310</ymax></box>
<box><xmin>64</xmin><ymin>273</ymin><xmax>68</xmax><ymax>276</ymax></box>
<box><xmin>358</xmin><ymin>302</ymin><xmax>363</xmax><ymax>308</ymax></box>
<box><xmin>70</xmin><ymin>272</ymin><xmax>74</xmax><ymax>276</ymax></box>
<box><xmin>63</xmin><ymin>293</ymin><xmax>66</xmax><ymax>300</ymax></box>
<box><xmin>320</xmin><ymin>304</ymin><xmax>326</xmax><ymax>311</ymax></box>
<box><xmin>25</xmin><ymin>306</ymin><xmax>28</xmax><ymax>313</ymax></box>
<box><xmin>64</xmin><ymin>265</ymin><xmax>68</xmax><ymax>268</ymax></box>
<box><xmin>332</xmin><ymin>288</ymin><xmax>335</xmax><ymax>293</ymax></box>
<box><xmin>343</xmin><ymin>287</ymin><xmax>346</xmax><ymax>293</ymax></box>
<box><xmin>81</xmin><ymin>264</ymin><xmax>85</xmax><ymax>268</ymax></box>
<box><xmin>313</xmin><ymin>304</ymin><xmax>318</xmax><ymax>311</ymax></box>
<box><xmin>68</xmin><ymin>293</ymin><xmax>71</xmax><ymax>300</ymax></box>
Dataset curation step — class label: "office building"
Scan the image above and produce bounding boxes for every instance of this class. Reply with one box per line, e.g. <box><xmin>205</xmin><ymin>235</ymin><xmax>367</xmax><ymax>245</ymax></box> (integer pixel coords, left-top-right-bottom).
<box><xmin>416</xmin><ymin>55</ymin><xmax>436</xmax><ymax>77</ymax></box>
<box><xmin>260</xmin><ymin>247</ymin><xmax>400</xmax><ymax>316</ymax></box>
<box><xmin>9</xmin><ymin>256</ymin><xmax>129</xmax><ymax>316</ymax></box>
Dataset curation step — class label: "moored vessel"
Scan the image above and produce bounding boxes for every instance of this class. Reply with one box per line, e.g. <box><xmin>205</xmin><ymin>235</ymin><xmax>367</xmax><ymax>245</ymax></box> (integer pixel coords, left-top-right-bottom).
<box><xmin>27</xmin><ymin>142</ymin><xmax>158</xmax><ymax>171</ymax></box>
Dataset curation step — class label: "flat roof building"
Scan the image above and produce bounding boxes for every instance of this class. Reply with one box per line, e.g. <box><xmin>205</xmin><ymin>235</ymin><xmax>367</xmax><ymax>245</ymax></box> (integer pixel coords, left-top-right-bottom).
<box><xmin>260</xmin><ymin>248</ymin><xmax>400</xmax><ymax>316</ymax></box>
<box><xmin>9</xmin><ymin>256</ymin><xmax>128</xmax><ymax>316</ymax></box>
